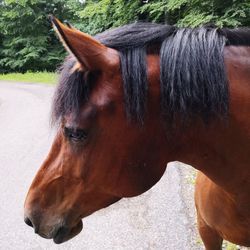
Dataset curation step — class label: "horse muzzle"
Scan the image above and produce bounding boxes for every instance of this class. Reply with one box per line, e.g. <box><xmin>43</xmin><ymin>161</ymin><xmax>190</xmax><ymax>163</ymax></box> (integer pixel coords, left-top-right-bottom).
<box><xmin>24</xmin><ymin>213</ymin><xmax>83</xmax><ymax>244</ymax></box>
<box><xmin>52</xmin><ymin>220</ymin><xmax>83</xmax><ymax>244</ymax></box>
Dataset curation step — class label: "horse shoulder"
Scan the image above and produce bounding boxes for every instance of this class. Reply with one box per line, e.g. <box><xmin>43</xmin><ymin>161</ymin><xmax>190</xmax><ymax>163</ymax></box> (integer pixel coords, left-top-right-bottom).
<box><xmin>195</xmin><ymin>171</ymin><xmax>250</xmax><ymax>246</ymax></box>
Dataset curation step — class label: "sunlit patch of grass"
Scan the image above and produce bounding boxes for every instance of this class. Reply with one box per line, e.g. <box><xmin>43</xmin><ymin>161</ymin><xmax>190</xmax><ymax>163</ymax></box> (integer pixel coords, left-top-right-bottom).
<box><xmin>197</xmin><ymin>237</ymin><xmax>245</xmax><ymax>249</ymax></box>
<box><xmin>196</xmin><ymin>237</ymin><xmax>203</xmax><ymax>245</ymax></box>
<box><xmin>185</xmin><ymin>170</ymin><xmax>197</xmax><ymax>185</ymax></box>
<box><xmin>223</xmin><ymin>241</ymin><xmax>241</xmax><ymax>250</ymax></box>
<box><xmin>0</xmin><ymin>71</ymin><xmax>57</xmax><ymax>84</ymax></box>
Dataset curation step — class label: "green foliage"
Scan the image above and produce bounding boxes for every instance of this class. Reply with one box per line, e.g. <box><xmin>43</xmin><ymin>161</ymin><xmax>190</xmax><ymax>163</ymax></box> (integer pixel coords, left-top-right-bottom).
<box><xmin>74</xmin><ymin>0</ymin><xmax>141</xmax><ymax>35</ymax></box>
<box><xmin>73</xmin><ymin>0</ymin><xmax>250</xmax><ymax>35</ymax></box>
<box><xmin>139</xmin><ymin>1</ymin><xmax>167</xmax><ymax>22</ymax></box>
<box><xmin>0</xmin><ymin>0</ymin><xmax>77</xmax><ymax>73</ymax></box>
<box><xmin>138</xmin><ymin>0</ymin><xmax>250</xmax><ymax>27</ymax></box>
<box><xmin>172</xmin><ymin>0</ymin><xmax>250</xmax><ymax>27</ymax></box>
<box><xmin>0</xmin><ymin>0</ymin><xmax>249</xmax><ymax>73</ymax></box>
<box><xmin>222</xmin><ymin>241</ymin><xmax>239</xmax><ymax>250</ymax></box>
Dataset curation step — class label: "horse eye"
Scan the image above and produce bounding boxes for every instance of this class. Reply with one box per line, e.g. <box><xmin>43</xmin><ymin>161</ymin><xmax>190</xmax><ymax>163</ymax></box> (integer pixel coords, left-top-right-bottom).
<box><xmin>64</xmin><ymin>127</ymin><xmax>88</xmax><ymax>142</ymax></box>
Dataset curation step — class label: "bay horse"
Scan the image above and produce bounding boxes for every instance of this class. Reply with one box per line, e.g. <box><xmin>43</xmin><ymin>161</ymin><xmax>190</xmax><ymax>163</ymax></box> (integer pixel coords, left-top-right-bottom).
<box><xmin>24</xmin><ymin>16</ymin><xmax>250</xmax><ymax>249</ymax></box>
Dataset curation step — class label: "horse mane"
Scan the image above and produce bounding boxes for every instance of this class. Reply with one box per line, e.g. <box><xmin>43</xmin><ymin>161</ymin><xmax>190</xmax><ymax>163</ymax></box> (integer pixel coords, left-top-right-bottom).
<box><xmin>52</xmin><ymin>23</ymin><xmax>250</xmax><ymax>125</ymax></box>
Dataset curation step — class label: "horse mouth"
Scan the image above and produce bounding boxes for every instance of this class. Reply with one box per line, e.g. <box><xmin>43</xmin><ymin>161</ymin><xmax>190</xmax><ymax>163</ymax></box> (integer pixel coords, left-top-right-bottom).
<box><xmin>53</xmin><ymin>220</ymin><xmax>83</xmax><ymax>244</ymax></box>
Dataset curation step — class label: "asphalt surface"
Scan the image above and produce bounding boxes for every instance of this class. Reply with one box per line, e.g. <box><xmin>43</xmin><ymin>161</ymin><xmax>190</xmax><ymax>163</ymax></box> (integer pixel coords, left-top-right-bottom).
<box><xmin>0</xmin><ymin>81</ymin><xmax>201</xmax><ymax>250</ymax></box>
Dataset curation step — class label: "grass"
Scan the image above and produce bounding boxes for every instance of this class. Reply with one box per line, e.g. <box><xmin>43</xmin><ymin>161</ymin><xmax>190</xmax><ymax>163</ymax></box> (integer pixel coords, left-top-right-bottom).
<box><xmin>198</xmin><ymin>239</ymin><xmax>241</xmax><ymax>250</ymax></box>
<box><xmin>0</xmin><ymin>72</ymin><xmax>57</xmax><ymax>84</ymax></box>
<box><xmin>222</xmin><ymin>241</ymin><xmax>243</xmax><ymax>250</ymax></box>
<box><xmin>223</xmin><ymin>241</ymin><xmax>242</xmax><ymax>250</ymax></box>
<box><xmin>185</xmin><ymin>169</ymin><xmax>197</xmax><ymax>185</ymax></box>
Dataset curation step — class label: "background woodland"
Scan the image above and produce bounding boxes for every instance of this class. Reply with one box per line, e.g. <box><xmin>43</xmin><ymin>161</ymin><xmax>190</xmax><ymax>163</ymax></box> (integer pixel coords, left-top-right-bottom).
<box><xmin>0</xmin><ymin>0</ymin><xmax>249</xmax><ymax>73</ymax></box>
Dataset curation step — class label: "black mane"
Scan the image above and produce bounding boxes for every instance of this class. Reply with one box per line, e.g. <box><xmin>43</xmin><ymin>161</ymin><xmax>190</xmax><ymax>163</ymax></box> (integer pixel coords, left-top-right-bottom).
<box><xmin>52</xmin><ymin>23</ymin><xmax>250</xmax><ymax>125</ymax></box>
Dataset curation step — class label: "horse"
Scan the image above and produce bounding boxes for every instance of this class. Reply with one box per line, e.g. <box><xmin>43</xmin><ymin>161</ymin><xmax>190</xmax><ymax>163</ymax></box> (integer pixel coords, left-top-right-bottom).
<box><xmin>24</xmin><ymin>16</ymin><xmax>250</xmax><ymax>249</ymax></box>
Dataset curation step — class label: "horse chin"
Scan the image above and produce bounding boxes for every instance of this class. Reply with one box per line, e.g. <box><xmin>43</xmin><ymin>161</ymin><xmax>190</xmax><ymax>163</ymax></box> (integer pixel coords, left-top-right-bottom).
<box><xmin>53</xmin><ymin>220</ymin><xmax>83</xmax><ymax>244</ymax></box>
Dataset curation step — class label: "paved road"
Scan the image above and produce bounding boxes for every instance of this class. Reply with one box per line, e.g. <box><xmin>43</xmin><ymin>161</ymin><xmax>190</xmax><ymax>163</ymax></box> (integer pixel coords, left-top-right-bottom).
<box><xmin>0</xmin><ymin>81</ymin><xmax>200</xmax><ymax>250</ymax></box>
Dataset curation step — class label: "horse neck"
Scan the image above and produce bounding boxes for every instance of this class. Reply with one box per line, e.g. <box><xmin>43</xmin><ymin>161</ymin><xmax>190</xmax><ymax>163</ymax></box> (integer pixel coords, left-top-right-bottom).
<box><xmin>167</xmin><ymin>47</ymin><xmax>250</xmax><ymax>196</ymax></box>
<box><xmin>145</xmin><ymin>47</ymin><xmax>250</xmax><ymax>196</ymax></box>
<box><xmin>166</xmin><ymin>118</ymin><xmax>249</xmax><ymax>195</ymax></box>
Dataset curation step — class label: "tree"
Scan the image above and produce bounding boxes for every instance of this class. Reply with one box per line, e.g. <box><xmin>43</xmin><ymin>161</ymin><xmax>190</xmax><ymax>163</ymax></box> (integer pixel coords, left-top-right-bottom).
<box><xmin>0</xmin><ymin>0</ymin><xmax>78</xmax><ymax>73</ymax></box>
<box><xmin>0</xmin><ymin>0</ymin><xmax>249</xmax><ymax>73</ymax></box>
<box><xmin>73</xmin><ymin>0</ymin><xmax>250</xmax><ymax>34</ymax></box>
<box><xmin>164</xmin><ymin>0</ymin><xmax>250</xmax><ymax>27</ymax></box>
<box><xmin>72</xmin><ymin>0</ymin><xmax>141</xmax><ymax>35</ymax></box>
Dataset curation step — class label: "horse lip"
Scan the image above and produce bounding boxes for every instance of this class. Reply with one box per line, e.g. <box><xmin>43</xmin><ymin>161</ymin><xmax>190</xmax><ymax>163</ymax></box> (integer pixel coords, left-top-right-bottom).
<box><xmin>53</xmin><ymin>226</ymin><xmax>70</xmax><ymax>244</ymax></box>
<box><xmin>38</xmin><ymin>232</ymin><xmax>53</xmax><ymax>239</ymax></box>
<box><xmin>53</xmin><ymin>220</ymin><xmax>83</xmax><ymax>244</ymax></box>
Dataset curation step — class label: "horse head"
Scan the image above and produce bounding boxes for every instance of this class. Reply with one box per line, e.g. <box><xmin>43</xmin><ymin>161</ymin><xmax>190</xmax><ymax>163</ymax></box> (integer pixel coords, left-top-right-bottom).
<box><xmin>24</xmin><ymin>17</ymin><xmax>171</xmax><ymax>244</ymax></box>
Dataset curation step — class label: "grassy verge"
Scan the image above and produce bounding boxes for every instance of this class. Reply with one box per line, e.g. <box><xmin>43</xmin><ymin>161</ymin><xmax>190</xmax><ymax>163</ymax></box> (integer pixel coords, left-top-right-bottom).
<box><xmin>0</xmin><ymin>72</ymin><xmax>57</xmax><ymax>84</ymax></box>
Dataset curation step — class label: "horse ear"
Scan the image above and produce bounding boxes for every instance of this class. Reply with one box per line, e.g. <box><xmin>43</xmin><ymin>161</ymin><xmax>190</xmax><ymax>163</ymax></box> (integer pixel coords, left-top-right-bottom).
<box><xmin>50</xmin><ymin>16</ymin><xmax>119</xmax><ymax>71</ymax></box>
<box><xmin>64</xmin><ymin>21</ymin><xmax>74</xmax><ymax>29</ymax></box>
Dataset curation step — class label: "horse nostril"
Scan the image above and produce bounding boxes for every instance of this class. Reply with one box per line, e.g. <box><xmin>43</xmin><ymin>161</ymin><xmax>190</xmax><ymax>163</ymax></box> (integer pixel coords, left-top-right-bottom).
<box><xmin>24</xmin><ymin>217</ymin><xmax>33</xmax><ymax>228</ymax></box>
